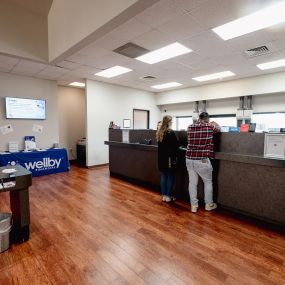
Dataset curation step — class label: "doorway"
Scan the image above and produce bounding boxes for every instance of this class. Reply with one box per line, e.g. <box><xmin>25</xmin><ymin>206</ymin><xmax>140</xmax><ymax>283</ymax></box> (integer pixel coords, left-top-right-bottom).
<box><xmin>133</xmin><ymin>109</ymin><xmax>149</xmax><ymax>129</ymax></box>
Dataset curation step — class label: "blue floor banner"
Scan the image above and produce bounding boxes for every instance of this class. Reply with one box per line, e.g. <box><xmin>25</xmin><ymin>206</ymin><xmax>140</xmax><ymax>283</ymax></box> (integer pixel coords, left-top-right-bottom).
<box><xmin>0</xmin><ymin>149</ymin><xmax>70</xmax><ymax>177</ymax></box>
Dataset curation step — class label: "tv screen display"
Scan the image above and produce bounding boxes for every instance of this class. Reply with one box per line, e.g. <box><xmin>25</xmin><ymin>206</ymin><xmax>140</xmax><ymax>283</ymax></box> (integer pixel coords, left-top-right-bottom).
<box><xmin>6</xmin><ymin>97</ymin><xmax>46</xmax><ymax>120</ymax></box>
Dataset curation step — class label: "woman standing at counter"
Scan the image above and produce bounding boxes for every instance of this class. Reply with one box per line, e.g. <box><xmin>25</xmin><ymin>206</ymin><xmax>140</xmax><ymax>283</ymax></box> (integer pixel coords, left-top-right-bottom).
<box><xmin>156</xmin><ymin>116</ymin><xmax>179</xmax><ymax>202</ymax></box>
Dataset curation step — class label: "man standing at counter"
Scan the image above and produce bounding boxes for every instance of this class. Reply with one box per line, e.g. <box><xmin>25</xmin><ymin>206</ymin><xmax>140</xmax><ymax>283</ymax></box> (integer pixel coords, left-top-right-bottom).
<box><xmin>186</xmin><ymin>112</ymin><xmax>220</xmax><ymax>213</ymax></box>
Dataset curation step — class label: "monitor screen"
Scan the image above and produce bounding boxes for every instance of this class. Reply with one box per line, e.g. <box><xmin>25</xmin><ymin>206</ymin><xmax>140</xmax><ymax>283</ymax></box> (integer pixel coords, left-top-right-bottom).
<box><xmin>5</xmin><ymin>97</ymin><xmax>46</xmax><ymax>120</ymax></box>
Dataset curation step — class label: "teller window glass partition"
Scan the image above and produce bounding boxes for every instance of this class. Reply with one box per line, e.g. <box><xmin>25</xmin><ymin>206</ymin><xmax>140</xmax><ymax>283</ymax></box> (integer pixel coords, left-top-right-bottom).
<box><xmin>251</xmin><ymin>112</ymin><xmax>285</xmax><ymax>132</ymax></box>
<box><xmin>176</xmin><ymin>116</ymin><xmax>193</xmax><ymax>130</ymax></box>
<box><xmin>211</xmin><ymin>115</ymin><xmax>237</xmax><ymax>127</ymax></box>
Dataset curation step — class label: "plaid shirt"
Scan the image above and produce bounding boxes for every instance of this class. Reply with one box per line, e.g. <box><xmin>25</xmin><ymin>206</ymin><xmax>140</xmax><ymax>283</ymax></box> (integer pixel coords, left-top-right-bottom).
<box><xmin>186</xmin><ymin>121</ymin><xmax>220</xmax><ymax>160</ymax></box>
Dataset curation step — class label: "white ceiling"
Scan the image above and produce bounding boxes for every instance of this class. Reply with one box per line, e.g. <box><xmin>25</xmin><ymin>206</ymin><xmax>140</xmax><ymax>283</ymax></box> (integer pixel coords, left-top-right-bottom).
<box><xmin>1</xmin><ymin>0</ymin><xmax>285</xmax><ymax>92</ymax></box>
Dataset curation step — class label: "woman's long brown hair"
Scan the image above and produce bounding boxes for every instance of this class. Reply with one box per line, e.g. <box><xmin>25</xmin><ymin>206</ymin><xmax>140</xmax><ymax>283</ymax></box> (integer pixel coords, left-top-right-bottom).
<box><xmin>156</xmin><ymin>115</ymin><xmax>172</xmax><ymax>142</ymax></box>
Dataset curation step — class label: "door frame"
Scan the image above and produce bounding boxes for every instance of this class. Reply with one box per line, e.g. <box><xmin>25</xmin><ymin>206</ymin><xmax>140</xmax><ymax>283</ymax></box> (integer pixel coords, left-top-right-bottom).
<box><xmin>133</xmin><ymin>109</ymin><xmax>150</xmax><ymax>129</ymax></box>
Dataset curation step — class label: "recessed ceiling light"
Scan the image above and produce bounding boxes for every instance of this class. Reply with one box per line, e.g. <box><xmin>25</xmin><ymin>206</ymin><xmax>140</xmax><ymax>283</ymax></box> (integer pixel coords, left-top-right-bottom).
<box><xmin>212</xmin><ymin>2</ymin><xmax>285</xmax><ymax>40</ymax></box>
<box><xmin>95</xmin><ymin>66</ymin><xmax>132</xmax><ymax>78</ymax></box>
<box><xmin>192</xmin><ymin>71</ymin><xmax>235</xmax><ymax>82</ymax></box>
<box><xmin>151</xmin><ymin>82</ymin><xmax>182</xmax><ymax>89</ymax></box>
<box><xmin>69</xmin><ymin>82</ymin><xmax>85</xmax><ymax>87</ymax></box>
<box><xmin>136</xmin><ymin>42</ymin><xmax>192</xmax><ymax>64</ymax></box>
<box><xmin>257</xmin><ymin>58</ymin><xmax>285</xmax><ymax>70</ymax></box>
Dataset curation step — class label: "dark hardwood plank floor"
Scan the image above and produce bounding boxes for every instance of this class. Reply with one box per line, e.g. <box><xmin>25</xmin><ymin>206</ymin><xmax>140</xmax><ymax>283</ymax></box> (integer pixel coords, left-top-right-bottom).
<box><xmin>0</xmin><ymin>165</ymin><xmax>284</xmax><ymax>285</ymax></box>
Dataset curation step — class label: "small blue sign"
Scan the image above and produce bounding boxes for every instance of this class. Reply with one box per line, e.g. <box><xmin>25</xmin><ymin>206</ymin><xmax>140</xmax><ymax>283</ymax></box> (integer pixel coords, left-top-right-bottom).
<box><xmin>229</xmin><ymin>127</ymin><xmax>240</xmax><ymax>132</ymax></box>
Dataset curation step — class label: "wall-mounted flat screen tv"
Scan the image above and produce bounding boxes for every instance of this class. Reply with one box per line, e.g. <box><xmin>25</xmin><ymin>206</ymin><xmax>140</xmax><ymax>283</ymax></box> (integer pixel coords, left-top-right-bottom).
<box><xmin>6</xmin><ymin>97</ymin><xmax>46</xmax><ymax>120</ymax></box>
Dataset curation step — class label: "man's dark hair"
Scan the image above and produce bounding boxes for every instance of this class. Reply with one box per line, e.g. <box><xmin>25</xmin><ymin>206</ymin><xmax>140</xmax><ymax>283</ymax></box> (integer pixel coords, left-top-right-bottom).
<box><xmin>199</xmin><ymin>112</ymin><xmax>209</xmax><ymax>120</ymax></box>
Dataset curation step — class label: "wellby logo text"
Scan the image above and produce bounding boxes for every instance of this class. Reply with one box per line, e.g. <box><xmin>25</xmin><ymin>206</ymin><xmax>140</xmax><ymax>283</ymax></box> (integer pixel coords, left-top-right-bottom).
<box><xmin>24</xmin><ymin>158</ymin><xmax>62</xmax><ymax>171</ymax></box>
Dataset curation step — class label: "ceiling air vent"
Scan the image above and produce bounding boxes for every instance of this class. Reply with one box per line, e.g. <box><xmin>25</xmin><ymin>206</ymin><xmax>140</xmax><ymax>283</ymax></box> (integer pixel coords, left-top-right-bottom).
<box><xmin>113</xmin><ymin>42</ymin><xmax>149</xmax><ymax>58</ymax></box>
<box><xmin>244</xmin><ymin>45</ymin><xmax>271</xmax><ymax>57</ymax></box>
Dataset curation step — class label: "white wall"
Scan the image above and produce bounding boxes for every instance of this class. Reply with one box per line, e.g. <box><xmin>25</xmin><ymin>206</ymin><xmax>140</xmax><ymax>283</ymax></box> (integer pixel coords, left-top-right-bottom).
<box><xmin>86</xmin><ymin>80</ymin><xmax>160</xmax><ymax>166</ymax></box>
<box><xmin>156</xmin><ymin>72</ymin><xmax>285</xmax><ymax>105</ymax></box>
<box><xmin>58</xmin><ymin>86</ymin><xmax>86</xmax><ymax>159</ymax></box>
<box><xmin>253</xmin><ymin>93</ymin><xmax>285</xmax><ymax>113</ymax></box>
<box><xmin>48</xmin><ymin>0</ymin><xmax>147</xmax><ymax>62</ymax></box>
<box><xmin>0</xmin><ymin>72</ymin><xmax>58</xmax><ymax>151</ymax></box>
<box><xmin>0</xmin><ymin>0</ymin><xmax>48</xmax><ymax>61</ymax></box>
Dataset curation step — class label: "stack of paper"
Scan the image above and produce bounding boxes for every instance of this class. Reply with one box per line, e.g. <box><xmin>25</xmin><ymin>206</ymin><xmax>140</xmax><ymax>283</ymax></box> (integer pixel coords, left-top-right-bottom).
<box><xmin>8</xmin><ymin>141</ymin><xmax>19</xmax><ymax>153</ymax></box>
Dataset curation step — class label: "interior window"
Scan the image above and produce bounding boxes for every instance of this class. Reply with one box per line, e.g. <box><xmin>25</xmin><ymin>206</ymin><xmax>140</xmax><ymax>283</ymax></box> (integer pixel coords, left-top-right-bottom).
<box><xmin>210</xmin><ymin>116</ymin><xmax>237</xmax><ymax>127</ymax></box>
<box><xmin>176</xmin><ymin>117</ymin><xmax>193</xmax><ymax>130</ymax></box>
<box><xmin>251</xmin><ymin>113</ymin><xmax>285</xmax><ymax>131</ymax></box>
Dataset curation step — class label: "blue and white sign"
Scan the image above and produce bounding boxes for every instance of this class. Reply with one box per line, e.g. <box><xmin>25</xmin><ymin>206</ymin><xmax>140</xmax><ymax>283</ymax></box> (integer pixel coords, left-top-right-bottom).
<box><xmin>0</xmin><ymin>149</ymin><xmax>69</xmax><ymax>176</ymax></box>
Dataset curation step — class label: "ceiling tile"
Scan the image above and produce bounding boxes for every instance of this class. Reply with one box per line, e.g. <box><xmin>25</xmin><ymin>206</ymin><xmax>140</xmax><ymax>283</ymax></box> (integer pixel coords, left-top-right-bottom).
<box><xmin>37</xmin><ymin>66</ymin><xmax>69</xmax><ymax>79</ymax></box>
<box><xmin>83</xmin><ymin>52</ymin><xmax>131</xmax><ymax>70</ymax></box>
<box><xmin>57</xmin><ymin>73</ymin><xmax>83</xmax><ymax>83</ymax></box>
<box><xmin>108</xmin><ymin>18</ymin><xmax>152</xmax><ymax>43</ymax></box>
<box><xmin>79</xmin><ymin>43</ymin><xmax>111</xmax><ymax>58</ymax></box>
<box><xmin>66</xmin><ymin>53</ymin><xmax>88</xmax><ymax>64</ymax></box>
<box><xmin>189</xmin><ymin>0</ymin><xmax>279</xmax><ymax>30</ymax></box>
<box><xmin>69</xmin><ymin>65</ymin><xmax>101</xmax><ymax>78</ymax></box>
<box><xmin>132</xmin><ymin>29</ymin><xmax>173</xmax><ymax>50</ymax></box>
<box><xmin>182</xmin><ymin>31</ymin><xmax>234</xmax><ymax>58</ymax></box>
<box><xmin>11</xmin><ymin>59</ymin><xmax>47</xmax><ymax>75</ymax></box>
<box><xmin>272</xmin><ymin>34</ymin><xmax>285</xmax><ymax>52</ymax></box>
<box><xmin>174</xmin><ymin>52</ymin><xmax>213</xmax><ymax>68</ymax></box>
<box><xmin>190</xmin><ymin>63</ymin><xmax>232</xmax><ymax>78</ymax></box>
<box><xmin>66</xmin><ymin>52</ymin><xmax>116</xmax><ymax>68</ymax></box>
<box><xmin>213</xmin><ymin>53</ymin><xmax>251</xmax><ymax>66</ymax></box>
<box><xmin>92</xmin><ymin>34</ymin><xmax>127</xmax><ymax>51</ymax></box>
<box><xmin>157</xmin><ymin>13</ymin><xmax>204</xmax><ymax>41</ymax></box>
<box><xmin>173</xmin><ymin>0</ymin><xmax>209</xmax><ymax>12</ymax></box>
<box><xmin>11</xmin><ymin>69</ymin><xmax>40</xmax><ymax>76</ymax></box>
<box><xmin>0</xmin><ymin>55</ymin><xmax>19</xmax><ymax>65</ymax></box>
<box><xmin>0</xmin><ymin>62</ymin><xmax>14</xmax><ymax>73</ymax></box>
<box><xmin>135</xmin><ymin>0</ymin><xmax>182</xmax><ymax>28</ymax></box>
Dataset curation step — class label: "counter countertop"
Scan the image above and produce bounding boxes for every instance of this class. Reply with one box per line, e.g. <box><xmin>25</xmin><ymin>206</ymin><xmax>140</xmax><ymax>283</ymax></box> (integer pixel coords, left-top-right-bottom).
<box><xmin>105</xmin><ymin>141</ymin><xmax>285</xmax><ymax>168</ymax></box>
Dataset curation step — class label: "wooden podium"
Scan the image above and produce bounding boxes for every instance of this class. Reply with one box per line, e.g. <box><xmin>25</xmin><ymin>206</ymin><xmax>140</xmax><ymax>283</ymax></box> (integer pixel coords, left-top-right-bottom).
<box><xmin>0</xmin><ymin>165</ymin><xmax>32</xmax><ymax>243</ymax></box>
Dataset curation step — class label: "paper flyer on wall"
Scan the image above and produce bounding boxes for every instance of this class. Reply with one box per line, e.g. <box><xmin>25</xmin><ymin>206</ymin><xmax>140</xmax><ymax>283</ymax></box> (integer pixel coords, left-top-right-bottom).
<box><xmin>0</xmin><ymin>124</ymin><xmax>13</xmax><ymax>135</ymax></box>
<box><xmin>32</xmin><ymin>124</ymin><xmax>43</xmax><ymax>133</ymax></box>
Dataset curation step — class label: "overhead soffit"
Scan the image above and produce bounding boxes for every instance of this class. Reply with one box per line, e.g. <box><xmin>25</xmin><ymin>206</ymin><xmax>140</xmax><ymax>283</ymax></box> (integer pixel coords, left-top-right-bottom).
<box><xmin>8</xmin><ymin>0</ymin><xmax>53</xmax><ymax>16</ymax></box>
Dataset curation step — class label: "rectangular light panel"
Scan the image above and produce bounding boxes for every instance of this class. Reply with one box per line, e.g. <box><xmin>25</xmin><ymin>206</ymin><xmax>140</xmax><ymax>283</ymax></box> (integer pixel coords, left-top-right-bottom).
<box><xmin>192</xmin><ymin>71</ymin><xmax>235</xmax><ymax>82</ymax></box>
<box><xmin>95</xmin><ymin>66</ymin><xmax>132</xmax><ymax>78</ymax></box>
<box><xmin>151</xmin><ymin>82</ymin><xmax>182</xmax><ymax>89</ymax></box>
<box><xmin>69</xmin><ymin>82</ymin><xmax>85</xmax><ymax>87</ymax></box>
<box><xmin>136</xmin><ymin>42</ymin><xmax>192</xmax><ymax>64</ymax></box>
<box><xmin>257</xmin><ymin>58</ymin><xmax>285</xmax><ymax>70</ymax></box>
<box><xmin>213</xmin><ymin>2</ymin><xmax>285</xmax><ymax>40</ymax></box>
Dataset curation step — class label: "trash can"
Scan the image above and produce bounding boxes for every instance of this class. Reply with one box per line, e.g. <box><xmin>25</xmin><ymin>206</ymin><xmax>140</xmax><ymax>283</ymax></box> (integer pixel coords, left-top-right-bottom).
<box><xmin>0</xmin><ymin>213</ymin><xmax>12</xmax><ymax>253</ymax></box>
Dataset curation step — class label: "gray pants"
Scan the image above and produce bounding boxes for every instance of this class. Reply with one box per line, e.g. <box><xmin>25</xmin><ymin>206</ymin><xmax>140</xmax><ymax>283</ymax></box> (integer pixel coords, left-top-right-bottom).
<box><xmin>186</xmin><ymin>158</ymin><xmax>213</xmax><ymax>206</ymax></box>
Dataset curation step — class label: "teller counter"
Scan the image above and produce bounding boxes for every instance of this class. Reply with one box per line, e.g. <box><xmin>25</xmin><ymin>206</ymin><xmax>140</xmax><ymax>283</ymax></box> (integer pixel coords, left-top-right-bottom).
<box><xmin>105</xmin><ymin>129</ymin><xmax>285</xmax><ymax>227</ymax></box>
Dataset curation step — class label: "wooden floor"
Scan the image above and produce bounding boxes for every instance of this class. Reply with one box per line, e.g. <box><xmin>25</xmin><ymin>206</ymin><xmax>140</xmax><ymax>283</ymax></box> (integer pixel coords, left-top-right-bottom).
<box><xmin>0</xmin><ymin>166</ymin><xmax>284</xmax><ymax>285</ymax></box>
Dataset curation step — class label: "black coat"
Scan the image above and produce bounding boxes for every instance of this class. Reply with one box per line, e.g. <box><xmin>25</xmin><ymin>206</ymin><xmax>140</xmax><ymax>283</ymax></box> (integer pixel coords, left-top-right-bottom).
<box><xmin>157</xmin><ymin>130</ymin><xmax>179</xmax><ymax>172</ymax></box>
